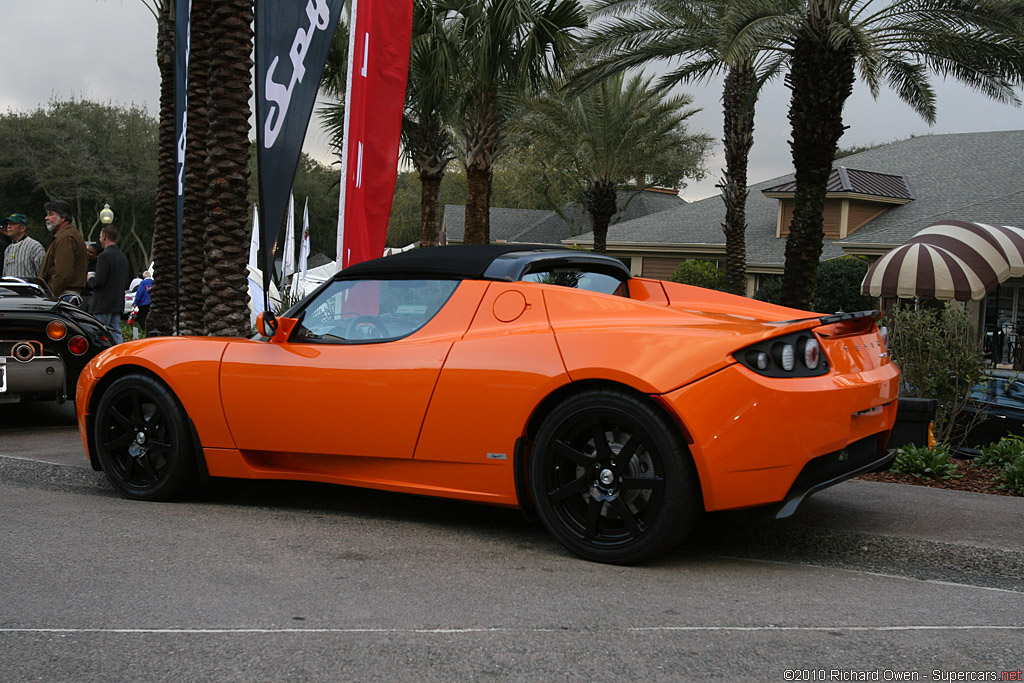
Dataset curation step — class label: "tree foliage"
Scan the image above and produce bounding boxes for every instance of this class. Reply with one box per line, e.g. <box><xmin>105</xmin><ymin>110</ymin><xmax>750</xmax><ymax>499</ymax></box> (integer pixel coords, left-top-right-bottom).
<box><xmin>720</xmin><ymin>0</ymin><xmax>1024</xmax><ymax>309</ymax></box>
<box><xmin>0</xmin><ymin>99</ymin><xmax>157</xmax><ymax>274</ymax></box>
<box><xmin>574</xmin><ymin>0</ymin><xmax>787</xmax><ymax>292</ymax></box>
<box><xmin>515</xmin><ymin>72</ymin><xmax>711</xmax><ymax>251</ymax></box>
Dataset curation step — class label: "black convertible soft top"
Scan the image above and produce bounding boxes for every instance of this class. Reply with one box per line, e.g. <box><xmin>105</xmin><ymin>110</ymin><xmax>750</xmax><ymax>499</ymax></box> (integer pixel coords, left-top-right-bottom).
<box><xmin>334</xmin><ymin>244</ymin><xmax>631</xmax><ymax>282</ymax></box>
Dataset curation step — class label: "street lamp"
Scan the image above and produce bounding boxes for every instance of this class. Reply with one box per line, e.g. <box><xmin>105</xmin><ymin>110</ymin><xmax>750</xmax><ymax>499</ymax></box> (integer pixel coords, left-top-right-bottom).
<box><xmin>99</xmin><ymin>203</ymin><xmax>114</xmax><ymax>225</ymax></box>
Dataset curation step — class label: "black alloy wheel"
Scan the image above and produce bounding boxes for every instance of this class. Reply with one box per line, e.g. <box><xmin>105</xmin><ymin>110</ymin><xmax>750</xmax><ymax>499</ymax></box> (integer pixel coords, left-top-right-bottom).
<box><xmin>530</xmin><ymin>389</ymin><xmax>701</xmax><ymax>564</ymax></box>
<box><xmin>93</xmin><ymin>373</ymin><xmax>198</xmax><ymax>501</ymax></box>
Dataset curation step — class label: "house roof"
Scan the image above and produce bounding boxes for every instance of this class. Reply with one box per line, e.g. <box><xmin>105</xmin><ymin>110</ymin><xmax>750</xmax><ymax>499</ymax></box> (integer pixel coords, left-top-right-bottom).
<box><xmin>442</xmin><ymin>188</ymin><xmax>685</xmax><ymax>244</ymax></box>
<box><xmin>575</xmin><ymin>130</ymin><xmax>1024</xmax><ymax>267</ymax></box>
<box><xmin>762</xmin><ymin>167</ymin><xmax>915</xmax><ymax>201</ymax></box>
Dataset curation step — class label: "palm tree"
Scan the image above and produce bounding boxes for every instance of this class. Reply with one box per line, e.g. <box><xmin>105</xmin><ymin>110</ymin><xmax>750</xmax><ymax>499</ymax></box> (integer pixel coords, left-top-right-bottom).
<box><xmin>517</xmin><ymin>72</ymin><xmax>711</xmax><ymax>252</ymax></box>
<box><xmin>202</xmin><ymin>0</ymin><xmax>254</xmax><ymax>336</ymax></box>
<box><xmin>405</xmin><ymin>0</ymin><xmax>461</xmax><ymax>247</ymax></box>
<box><xmin>133</xmin><ymin>0</ymin><xmax>175</xmax><ymax>335</ymax></box>
<box><xmin>573</xmin><ymin>0</ymin><xmax>785</xmax><ymax>295</ymax></box>
<box><xmin>442</xmin><ymin>0</ymin><xmax>587</xmax><ymax>244</ymax></box>
<box><xmin>180</xmin><ymin>0</ymin><xmax>212</xmax><ymax>336</ymax></box>
<box><xmin>724</xmin><ymin>0</ymin><xmax>1024</xmax><ymax>309</ymax></box>
<box><xmin>317</xmin><ymin>23</ymin><xmax>349</xmax><ymax>156</ymax></box>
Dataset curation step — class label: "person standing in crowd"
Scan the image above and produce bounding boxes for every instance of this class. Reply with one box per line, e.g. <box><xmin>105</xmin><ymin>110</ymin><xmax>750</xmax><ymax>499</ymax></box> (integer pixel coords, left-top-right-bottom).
<box><xmin>132</xmin><ymin>270</ymin><xmax>153</xmax><ymax>328</ymax></box>
<box><xmin>38</xmin><ymin>200</ymin><xmax>87</xmax><ymax>298</ymax></box>
<box><xmin>88</xmin><ymin>225</ymin><xmax>131</xmax><ymax>344</ymax></box>
<box><xmin>2</xmin><ymin>213</ymin><xmax>46</xmax><ymax>280</ymax></box>
<box><xmin>0</xmin><ymin>219</ymin><xmax>11</xmax><ymax>256</ymax></box>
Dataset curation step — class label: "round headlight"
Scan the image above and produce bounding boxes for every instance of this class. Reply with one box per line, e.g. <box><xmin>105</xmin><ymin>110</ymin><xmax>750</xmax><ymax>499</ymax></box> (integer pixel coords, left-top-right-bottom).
<box><xmin>772</xmin><ymin>342</ymin><xmax>796</xmax><ymax>372</ymax></box>
<box><xmin>46</xmin><ymin>320</ymin><xmax>67</xmax><ymax>340</ymax></box>
<box><xmin>799</xmin><ymin>337</ymin><xmax>821</xmax><ymax>369</ymax></box>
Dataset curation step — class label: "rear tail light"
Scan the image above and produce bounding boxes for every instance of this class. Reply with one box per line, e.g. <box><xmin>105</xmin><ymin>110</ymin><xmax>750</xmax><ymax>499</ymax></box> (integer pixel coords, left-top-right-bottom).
<box><xmin>67</xmin><ymin>335</ymin><xmax>89</xmax><ymax>355</ymax></box>
<box><xmin>46</xmin><ymin>320</ymin><xmax>67</xmax><ymax>340</ymax></box>
<box><xmin>878</xmin><ymin>325</ymin><xmax>889</xmax><ymax>347</ymax></box>
<box><xmin>736</xmin><ymin>331</ymin><xmax>829</xmax><ymax>378</ymax></box>
<box><xmin>772</xmin><ymin>342</ymin><xmax>796</xmax><ymax>371</ymax></box>
<box><xmin>798</xmin><ymin>337</ymin><xmax>821</xmax><ymax>370</ymax></box>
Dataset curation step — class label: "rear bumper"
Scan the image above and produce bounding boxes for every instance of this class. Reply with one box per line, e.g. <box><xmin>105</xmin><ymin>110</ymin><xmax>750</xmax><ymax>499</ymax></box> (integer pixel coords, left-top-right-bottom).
<box><xmin>0</xmin><ymin>355</ymin><xmax>66</xmax><ymax>402</ymax></box>
<box><xmin>661</xmin><ymin>360</ymin><xmax>900</xmax><ymax>512</ymax></box>
<box><xmin>769</xmin><ymin>432</ymin><xmax>894</xmax><ymax>519</ymax></box>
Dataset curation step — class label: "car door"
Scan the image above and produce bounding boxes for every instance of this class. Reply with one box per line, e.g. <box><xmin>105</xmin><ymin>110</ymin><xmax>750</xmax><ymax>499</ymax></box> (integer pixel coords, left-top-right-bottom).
<box><xmin>218</xmin><ymin>279</ymin><xmax>487</xmax><ymax>459</ymax></box>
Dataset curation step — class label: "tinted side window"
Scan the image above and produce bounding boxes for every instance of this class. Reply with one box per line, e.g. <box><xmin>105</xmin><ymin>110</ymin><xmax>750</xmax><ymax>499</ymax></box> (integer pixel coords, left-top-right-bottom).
<box><xmin>520</xmin><ymin>268</ymin><xmax>628</xmax><ymax>297</ymax></box>
<box><xmin>294</xmin><ymin>279</ymin><xmax>459</xmax><ymax>343</ymax></box>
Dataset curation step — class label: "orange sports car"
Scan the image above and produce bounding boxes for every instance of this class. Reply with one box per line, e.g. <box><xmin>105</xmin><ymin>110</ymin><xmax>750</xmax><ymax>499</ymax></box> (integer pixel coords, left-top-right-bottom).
<box><xmin>76</xmin><ymin>244</ymin><xmax>899</xmax><ymax>564</ymax></box>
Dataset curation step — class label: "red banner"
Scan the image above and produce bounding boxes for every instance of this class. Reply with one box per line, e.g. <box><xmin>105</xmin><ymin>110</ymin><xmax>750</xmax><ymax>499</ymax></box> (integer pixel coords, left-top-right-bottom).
<box><xmin>337</xmin><ymin>0</ymin><xmax>413</xmax><ymax>269</ymax></box>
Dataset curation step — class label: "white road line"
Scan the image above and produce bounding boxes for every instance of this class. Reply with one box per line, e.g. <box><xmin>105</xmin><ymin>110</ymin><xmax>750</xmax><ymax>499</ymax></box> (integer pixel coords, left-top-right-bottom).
<box><xmin>0</xmin><ymin>625</ymin><xmax>1021</xmax><ymax>635</ymax></box>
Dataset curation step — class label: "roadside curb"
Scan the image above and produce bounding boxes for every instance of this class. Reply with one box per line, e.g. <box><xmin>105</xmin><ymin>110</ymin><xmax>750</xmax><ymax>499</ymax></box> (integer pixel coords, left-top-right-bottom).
<box><xmin>691</xmin><ymin>521</ymin><xmax>1024</xmax><ymax>592</ymax></box>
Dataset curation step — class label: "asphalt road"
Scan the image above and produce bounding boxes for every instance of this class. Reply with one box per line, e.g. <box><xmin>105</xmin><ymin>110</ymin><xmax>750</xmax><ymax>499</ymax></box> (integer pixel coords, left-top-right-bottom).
<box><xmin>1</xmin><ymin>401</ymin><xmax>1022</xmax><ymax>681</ymax></box>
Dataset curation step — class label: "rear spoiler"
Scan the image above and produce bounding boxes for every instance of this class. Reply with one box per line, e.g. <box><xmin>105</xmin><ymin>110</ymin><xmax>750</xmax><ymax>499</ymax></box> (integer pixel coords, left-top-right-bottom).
<box><xmin>769</xmin><ymin>310</ymin><xmax>881</xmax><ymax>326</ymax></box>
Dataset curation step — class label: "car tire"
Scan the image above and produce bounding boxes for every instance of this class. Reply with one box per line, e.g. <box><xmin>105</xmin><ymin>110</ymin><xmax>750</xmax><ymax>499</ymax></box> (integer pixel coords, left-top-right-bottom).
<box><xmin>529</xmin><ymin>389</ymin><xmax>701</xmax><ymax>564</ymax></box>
<box><xmin>93</xmin><ymin>373</ymin><xmax>198</xmax><ymax>501</ymax></box>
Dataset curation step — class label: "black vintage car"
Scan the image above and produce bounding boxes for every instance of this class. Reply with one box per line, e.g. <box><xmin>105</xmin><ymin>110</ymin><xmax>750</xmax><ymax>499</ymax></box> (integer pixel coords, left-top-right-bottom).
<box><xmin>0</xmin><ymin>277</ymin><xmax>114</xmax><ymax>404</ymax></box>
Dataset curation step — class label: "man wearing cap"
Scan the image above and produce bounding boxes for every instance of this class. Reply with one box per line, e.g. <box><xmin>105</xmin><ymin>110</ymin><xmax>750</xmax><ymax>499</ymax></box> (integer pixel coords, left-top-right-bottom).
<box><xmin>2</xmin><ymin>213</ymin><xmax>46</xmax><ymax>280</ymax></box>
<box><xmin>38</xmin><ymin>199</ymin><xmax>87</xmax><ymax>298</ymax></box>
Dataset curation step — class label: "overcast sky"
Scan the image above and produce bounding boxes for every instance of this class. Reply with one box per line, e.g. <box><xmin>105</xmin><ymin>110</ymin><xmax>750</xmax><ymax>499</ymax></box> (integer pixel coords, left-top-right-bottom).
<box><xmin>4</xmin><ymin>0</ymin><xmax>1022</xmax><ymax>203</ymax></box>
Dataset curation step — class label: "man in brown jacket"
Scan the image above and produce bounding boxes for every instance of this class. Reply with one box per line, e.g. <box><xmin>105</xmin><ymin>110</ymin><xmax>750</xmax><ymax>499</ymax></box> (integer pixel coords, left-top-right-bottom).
<box><xmin>38</xmin><ymin>199</ymin><xmax>87</xmax><ymax>298</ymax></box>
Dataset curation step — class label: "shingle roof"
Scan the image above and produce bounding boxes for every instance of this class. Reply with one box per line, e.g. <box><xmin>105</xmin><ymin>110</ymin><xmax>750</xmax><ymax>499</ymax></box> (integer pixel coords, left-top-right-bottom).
<box><xmin>442</xmin><ymin>188</ymin><xmax>684</xmax><ymax>244</ymax></box>
<box><xmin>576</xmin><ymin>130</ymin><xmax>1024</xmax><ymax>267</ymax></box>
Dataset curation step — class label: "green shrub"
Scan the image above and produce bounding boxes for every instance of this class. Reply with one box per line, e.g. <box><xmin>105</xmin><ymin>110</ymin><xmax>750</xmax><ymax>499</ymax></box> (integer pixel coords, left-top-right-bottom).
<box><xmin>890</xmin><ymin>444</ymin><xmax>962</xmax><ymax>480</ymax></box>
<box><xmin>997</xmin><ymin>454</ymin><xmax>1024</xmax><ymax>494</ymax></box>
<box><xmin>751</xmin><ymin>258</ymin><xmax>874</xmax><ymax>312</ymax></box>
<box><xmin>975</xmin><ymin>436</ymin><xmax>1024</xmax><ymax>469</ymax></box>
<box><xmin>812</xmin><ymin>256</ymin><xmax>877</xmax><ymax>314</ymax></box>
<box><xmin>885</xmin><ymin>303</ymin><xmax>987</xmax><ymax>445</ymax></box>
<box><xmin>670</xmin><ymin>260</ymin><xmax>729</xmax><ymax>292</ymax></box>
<box><xmin>753</xmin><ymin>276</ymin><xmax>781</xmax><ymax>304</ymax></box>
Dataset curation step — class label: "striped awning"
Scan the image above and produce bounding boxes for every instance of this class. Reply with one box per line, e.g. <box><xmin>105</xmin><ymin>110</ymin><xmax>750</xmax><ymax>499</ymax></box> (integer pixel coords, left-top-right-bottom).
<box><xmin>861</xmin><ymin>221</ymin><xmax>1024</xmax><ymax>301</ymax></box>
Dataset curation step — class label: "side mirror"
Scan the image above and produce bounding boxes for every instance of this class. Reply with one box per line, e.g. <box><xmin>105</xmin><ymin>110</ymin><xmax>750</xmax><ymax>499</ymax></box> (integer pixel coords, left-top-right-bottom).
<box><xmin>257</xmin><ymin>312</ymin><xmax>300</xmax><ymax>343</ymax></box>
<box><xmin>257</xmin><ymin>311</ymin><xmax>277</xmax><ymax>338</ymax></box>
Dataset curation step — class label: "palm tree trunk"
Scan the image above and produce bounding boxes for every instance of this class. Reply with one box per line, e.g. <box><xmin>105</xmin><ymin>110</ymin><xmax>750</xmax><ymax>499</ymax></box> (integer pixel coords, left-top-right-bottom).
<box><xmin>419</xmin><ymin>171</ymin><xmax>442</xmax><ymax>247</ymax></box>
<box><xmin>202</xmin><ymin>0</ymin><xmax>253</xmax><ymax>337</ymax></box>
<box><xmin>719</xmin><ymin>63</ymin><xmax>756</xmax><ymax>297</ymax></box>
<box><xmin>463</xmin><ymin>92</ymin><xmax>502</xmax><ymax>244</ymax></box>
<box><xmin>180</xmin><ymin>0</ymin><xmax>212</xmax><ymax>335</ymax></box>
<box><xmin>586</xmin><ymin>179</ymin><xmax>617</xmax><ymax>254</ymax></box>
<box><xmin>147</xmin><ymin>4</ymin><xmax>177</xmax><ymax>336</ymax></box>
<box><xmin>465</xmin><ymin>165</ymin><xmax>489</xmax><ymax>244</ymax></box>
<box><xmin>780</xmin><ymin>30</ymin><xmax>855</xmax><ymax>310</ymax></box>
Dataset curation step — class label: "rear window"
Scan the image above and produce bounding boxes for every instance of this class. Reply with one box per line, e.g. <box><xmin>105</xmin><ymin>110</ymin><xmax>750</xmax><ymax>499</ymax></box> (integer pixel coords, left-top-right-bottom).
<box><xmin>520</xmin><ymin>268</ymin><xmax>628</xmax><ymax>297</ymax></box>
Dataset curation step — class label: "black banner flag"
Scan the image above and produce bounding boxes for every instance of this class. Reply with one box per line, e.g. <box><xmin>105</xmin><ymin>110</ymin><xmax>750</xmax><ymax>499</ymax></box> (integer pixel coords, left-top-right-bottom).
<box><xmin>173</xmin><ymin>0</ymin><xmax>191</xmax><ymax>334</ymax></box>
<box><xmin>255</xmin><ymin>0</ymin><xmax>345</xmax><ymax>309</ymax></box>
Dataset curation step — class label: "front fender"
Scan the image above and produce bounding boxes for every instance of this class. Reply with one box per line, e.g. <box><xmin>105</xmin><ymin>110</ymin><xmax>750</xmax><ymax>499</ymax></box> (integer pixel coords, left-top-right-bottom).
<box><xmin>76</xmin><ymin>337</ymin><xmax>236</xmax><ymax>453</ymax></box>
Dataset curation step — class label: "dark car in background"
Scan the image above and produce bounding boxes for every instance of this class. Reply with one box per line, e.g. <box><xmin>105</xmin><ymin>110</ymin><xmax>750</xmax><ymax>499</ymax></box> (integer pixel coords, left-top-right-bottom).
<box><xmin>957</xmin><ymin>372</ymin><xmax>1024</xmax><ymax>454</ymax></box>
<box><xmin>0</xmin><ymin>277</ymin><xmax>114</xmax><ymax>404</ymax></box>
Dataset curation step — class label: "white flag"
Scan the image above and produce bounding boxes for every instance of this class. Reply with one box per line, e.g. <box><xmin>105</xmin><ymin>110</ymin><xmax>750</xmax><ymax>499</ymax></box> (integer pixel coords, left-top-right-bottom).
<box><xmin>282</xmin><ymin>191</ymin><xmax>296</xmax><ymax>281</ymax></box>
<box><xmin>248</xmin><ymin>204</ymin><xmax>260</xmax><ymax>270</ymax></box>
<box><xmin>299</xmin><ymin>196</ymin><xmax>311</xmax><ymax>284</ymax></box>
